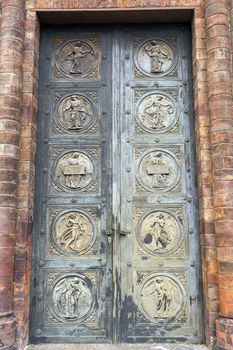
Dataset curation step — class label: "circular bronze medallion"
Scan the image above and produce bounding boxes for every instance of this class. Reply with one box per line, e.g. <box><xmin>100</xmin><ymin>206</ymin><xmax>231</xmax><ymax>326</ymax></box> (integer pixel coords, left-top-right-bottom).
<box><xmin>138</xmin><ymin>209</ymin><xmax>183</xmax><ymax>255</ymax></box>
<box><xmin>50</xmin><ymin>273</ymin><xmax>95</xmax><ymax>322</ymax></box>
<box><xmin>139</xmin><ymin>273</ymin><xmax>186</xmax><ymax>322</ymax></box>
<box><xmin>52</xmin><ymin>210</ymin><xmax>96</xmax><ymax>255</ymax></box>
<box><xmin>135</xmin><ymin>38</ymin><xmax>176</xmax><ymax>78</ymax></box>
<box><xmin>53</xmin><ymin>150</ymin><xmax>96</xmax><ymax>192</ymax></box>
<box><xmin>137</xmin><ymin>149</ymin><xmax>180</xmax><ymax>192</ymax></box>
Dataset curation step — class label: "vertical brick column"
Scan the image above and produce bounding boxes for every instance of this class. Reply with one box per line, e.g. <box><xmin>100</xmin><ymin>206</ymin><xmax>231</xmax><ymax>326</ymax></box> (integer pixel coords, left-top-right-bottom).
<box><xmin>205</xmin><ymin>1</ymin><xmax>233</xmax><ymax>349</ymax></box>
<box><xmin>0</xmin><ymin>0</ymin><xmax>25</xmax><ymax>349</ymax></box>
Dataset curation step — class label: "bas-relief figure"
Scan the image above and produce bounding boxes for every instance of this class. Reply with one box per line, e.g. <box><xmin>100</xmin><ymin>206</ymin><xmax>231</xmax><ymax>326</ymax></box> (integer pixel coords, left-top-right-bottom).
<box><xmin>136</xmin><ymin>39</ymin><xmax>174</xmax><ymax>76</ymax></box>
<box><xmin>52</xmin><ymin>276</ymin><xmax>93</xmax><ymax>320</ymax></box>
<box><xmin>55</xmin><ymin>151</ymin><xmax>94</xmax><ymax>190</ymax></box>
<box><xmin>54</xmin><ymin>211</ymin><xmax>94</xmax><ymax>253</ymax></box>
<box><xmin>146</xmin><ymin>152</ymin><xmax>170</xmax><ymax>188</ymax></box>
<box><xmin>58</xmin><ymin>95</ymin><xmax>93</xmax><ymax>130</ymax></box>
<box><xmin>65</xmin><ymin>41</ymin><xmax>92</xmax><ymax>74</ymax></box>
<box><xmin>57</xmin><ymin>40</ymin><xmax>99</xmax><ymax>78</ymax></box>
<box><xmin>138</xmin><ymin>94</ymin><xmax>175</xmax><ymax>131</ymax></box>
<box><xmin>138</xmin><ymin>150</ymin><xmax>178</xmax><ymax>191</ymax></box>
<box><xmin>141</xmin><ymin>211</ymin><xmax>179</xmax><ymax>253</ymax></box>
<box><xmin>140</xmin><ymin>276</ymin><xmax>182</xmax><ymax>320</ymax></box>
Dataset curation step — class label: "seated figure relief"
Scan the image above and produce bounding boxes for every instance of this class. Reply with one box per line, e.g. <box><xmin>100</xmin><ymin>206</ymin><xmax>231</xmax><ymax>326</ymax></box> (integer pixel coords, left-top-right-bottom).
<box><xmin>55</xmin><ymin>151</ymin><xmax>94</xmax><ymax>191</ymax></box>
<box><xmin>146</xmin><ymin>152</ymin><xmax>170</xmax><ymax>188</ymax></box>
<box><xmin>139</xmin><ymin>94</ymin><xmax>175</xmax><ymax>131</ymax></box>
<box><xmin>138</xmin><ymin>150</ymin><xmax>179</xmax><ymax>192</ymax></box>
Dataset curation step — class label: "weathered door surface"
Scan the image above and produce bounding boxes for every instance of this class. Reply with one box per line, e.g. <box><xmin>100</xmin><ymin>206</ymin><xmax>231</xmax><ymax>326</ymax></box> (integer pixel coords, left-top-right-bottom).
<box><xmin>30</xmin><ymin>24</ymin><xmax>203</xmax><ymax>344</ymax></box>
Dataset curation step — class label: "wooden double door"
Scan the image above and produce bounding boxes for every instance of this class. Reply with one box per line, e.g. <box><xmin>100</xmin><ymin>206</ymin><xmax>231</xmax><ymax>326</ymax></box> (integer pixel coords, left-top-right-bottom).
<box><xmin>30</xmin><ymin>24</ymin><xmax>203</xmax><ymax>344</ymax></box>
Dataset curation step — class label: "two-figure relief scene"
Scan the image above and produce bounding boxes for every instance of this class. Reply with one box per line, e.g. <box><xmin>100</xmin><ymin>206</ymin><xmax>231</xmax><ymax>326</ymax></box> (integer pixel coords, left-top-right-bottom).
<box><xmin>51</xmin><ymin>275</ymin><xmax>93</xmax><ymax>321</ymax></box>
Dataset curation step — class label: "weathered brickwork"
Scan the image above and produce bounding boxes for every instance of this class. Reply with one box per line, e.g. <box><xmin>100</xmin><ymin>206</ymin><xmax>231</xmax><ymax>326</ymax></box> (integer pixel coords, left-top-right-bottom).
<box><xmin>0</xmin><ymin>1</ymin><xmax>232</xmax><ymax>350</ymax></box>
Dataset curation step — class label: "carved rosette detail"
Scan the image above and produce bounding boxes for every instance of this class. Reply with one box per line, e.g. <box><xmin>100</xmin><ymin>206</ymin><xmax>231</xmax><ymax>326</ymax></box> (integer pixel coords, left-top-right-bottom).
<box><xmin>136</xmin><ymin>149</ymin><xmax>180</xmax><ymax>192</ymax></box>
<box><xmin>137</xmin><ymin>209</ymin><xmax>183</xmax><ymax>256</ymax></box>
<box><xmin>48</xmin><ymin>273</ymin><xmax>95</xmax><ymax>323</ymax></box>
<box><xmin>52</xmin><ymin>150</ymin><xmax>98</xmax><ymax>193</ymax></box>
<box><xmin>135</xmin><ymin>92</ymin><xmax>177</xmax><ymax>133</ymax></box>
<box><xmin>51</xmin><ymin>209</ymin><xmax>96</xmax><ymax>256</ymax></box>
<box><xmin>138</xmin><ymin>273</ymin><xmax>186</xmax><ymax>323</ymax></box>
<box><xmin>55</xmin><ymin>93</ymin><xmax>97</xmax><ymax>134</ymax></box>
<box><xmin>134</xmin><ymin>38</ymin><xmax>177</xmax><ymax>78</ymax></box>
<box><xmin>53</xmin><ymin>38</ymin><xmax>100</xmax><ymax>79</ymax></box>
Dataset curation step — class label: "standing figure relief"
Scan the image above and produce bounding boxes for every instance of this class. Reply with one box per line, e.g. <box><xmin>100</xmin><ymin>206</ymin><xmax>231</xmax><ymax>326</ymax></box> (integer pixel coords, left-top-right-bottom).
<box><xmin>62</xmin><ymin>95</ymin><xmax>92</xmax><ymax>130</ymax></box>
<box><xmin>144</xmin><ymin>40</ymin><xmax>172</xmax><ymax>73</ymax></box>
<box><xmin>66</xmin><ymin>41</ymin><xmax>92</xmax><ymax>74</ymax></box>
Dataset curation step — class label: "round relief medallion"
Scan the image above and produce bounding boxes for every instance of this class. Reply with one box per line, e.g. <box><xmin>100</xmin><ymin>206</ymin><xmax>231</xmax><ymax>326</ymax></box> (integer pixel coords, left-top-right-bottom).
<box><xmin>56</xmin><ymin>94</ymin><xmax>95</xmax><ymax>133</ymax></box>
<box><xmin>136</xmin><ymin>93</ymin><xmax>177</xmax><ymax>133</ymax></box>
<box><xmin>51</xmin><ymin>210</ymin><xmax>96</xmax><ymax>255</ymax></box>
<box><xmin>49</xmin><ymin>273</ymin><xmax>95</xmax><ymax>322</ymax></box>
<box><xmin>57</xmin><ymin>40</ymin><xmax>99</xmax><ymax>78</ymax></box>
<box><xmin>53</xmin><ymin>150</ymin><xmax>96</xmax><ymax>192</ymax></box>
<box><xmin>139</xmin><ymin>274</ymin><xmax>186</xmax><ymax>322</ymax></box>
<box><xmin>135</xmin><ymin>39</ymin><xmax>176</xmax><ymax>78</ymax></box>
<box><xmin>137</xmin><ymin>150</ymin><xmax>180</xmax><ymax>192</ymax></box>
<box><xmin>138</xmin><ymin>210</ymin><xmax>183</xmax><ymax>255</ymax></box>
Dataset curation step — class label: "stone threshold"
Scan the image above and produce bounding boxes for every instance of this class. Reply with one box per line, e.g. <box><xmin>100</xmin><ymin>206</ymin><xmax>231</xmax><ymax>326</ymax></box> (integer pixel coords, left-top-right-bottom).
<box><xmin>26</xmin><ymin>344</ymin><xmax>208</xmax><ymax>350</ymax></box>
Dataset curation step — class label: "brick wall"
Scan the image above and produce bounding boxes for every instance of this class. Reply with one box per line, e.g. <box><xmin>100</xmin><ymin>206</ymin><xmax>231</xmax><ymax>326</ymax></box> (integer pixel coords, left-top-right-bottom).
<box><xmin>0</xmin><ymin>1</ymin><xmax>232</xmax><ymax>349</ymax></box>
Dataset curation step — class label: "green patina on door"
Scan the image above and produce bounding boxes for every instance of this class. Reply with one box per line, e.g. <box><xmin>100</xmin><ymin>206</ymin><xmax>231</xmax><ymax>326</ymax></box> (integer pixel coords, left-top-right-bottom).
<box><xmin>30</xmin><ymin>24</ymin><xmax>203</xmax><ymax>344</ymax></box>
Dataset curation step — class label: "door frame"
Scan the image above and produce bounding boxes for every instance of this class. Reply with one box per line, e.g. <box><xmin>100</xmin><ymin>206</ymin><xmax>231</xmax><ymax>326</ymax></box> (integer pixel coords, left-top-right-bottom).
<box><xmin>29</xmin><ymin>21</ymin><xmax>203</xmax><ymax>344</ymax></box>
<box><xmin>13</xmin><ymin>6</ymin><xmax>218</xmax><ymax>348</ymax></box>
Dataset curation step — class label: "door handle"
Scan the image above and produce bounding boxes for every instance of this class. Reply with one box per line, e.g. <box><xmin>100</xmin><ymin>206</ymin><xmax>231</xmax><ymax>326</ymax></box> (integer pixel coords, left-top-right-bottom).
<box><xmin>120</xmin><ymin>230</ymin><xmax>131</xmax><ymax>235</ymax></box>
<box><xmin>102</xmin><ymin>229</ymin><xmax>113</xmax><ymax>236</ymax></box>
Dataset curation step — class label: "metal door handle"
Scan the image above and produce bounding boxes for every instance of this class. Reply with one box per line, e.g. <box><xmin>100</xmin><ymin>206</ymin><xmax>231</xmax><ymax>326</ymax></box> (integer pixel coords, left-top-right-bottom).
<box><xmin>102</xmin><ymin>229</ymin><xmax>113</xmax><ymax>236</ymax></box>
<box><xmin>120</xmin><ymin>230</ymin><xmax>131</xmax><ymax>235</ymax></box>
